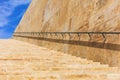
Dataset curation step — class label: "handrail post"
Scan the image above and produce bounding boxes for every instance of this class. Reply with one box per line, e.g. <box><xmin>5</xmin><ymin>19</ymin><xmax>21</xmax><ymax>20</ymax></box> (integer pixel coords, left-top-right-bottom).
<box><xmin>68</xmin><ymin>33</ymin><xmax>72</xmax><ymax>40</ymax></box>
<box><xmin>102</xmin><ymin>33</ymin><xmax>106</xmax><ymax>42</ymax></box>
<box><xmin>88</xmin><ymin>33</ymin><xmax>92</xmax><ymax>41</ymax></box>
<box><xmin>77</xmin><ymin>33</ymin><xmax>80</xmax><ymax>40</ymax></box>
<box><xmin>61</xmin><ymin>33</ymin><xmax>64</xmax><ymax>39</ymax></box>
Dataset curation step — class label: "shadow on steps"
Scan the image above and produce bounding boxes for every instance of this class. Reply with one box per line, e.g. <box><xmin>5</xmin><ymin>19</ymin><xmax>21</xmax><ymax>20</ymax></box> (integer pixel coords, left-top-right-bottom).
<box><xmin>14</xmin><ymin>35</ymin><xmax>120</xmax><ymax>51</ymax></box>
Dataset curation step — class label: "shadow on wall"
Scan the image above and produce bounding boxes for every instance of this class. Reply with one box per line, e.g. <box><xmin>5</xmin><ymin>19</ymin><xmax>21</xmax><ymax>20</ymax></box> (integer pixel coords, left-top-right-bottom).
<box><xmin>14</xmin><ymin>35</ymin><xmax>120</xmax><ymax>51</ymax></box>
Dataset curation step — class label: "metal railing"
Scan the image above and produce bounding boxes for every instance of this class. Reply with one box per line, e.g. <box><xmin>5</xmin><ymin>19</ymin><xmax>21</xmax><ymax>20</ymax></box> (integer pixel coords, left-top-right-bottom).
<box><xmin>14</xmin><ymin>32</ymin><xmax>120</xmax><ymax>42</ymax></box>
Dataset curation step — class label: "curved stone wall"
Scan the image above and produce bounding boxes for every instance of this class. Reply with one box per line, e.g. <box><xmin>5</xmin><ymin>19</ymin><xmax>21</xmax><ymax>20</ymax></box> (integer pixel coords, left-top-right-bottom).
<box><xmin>14</xmin><ymin>0</ymin><xmax>120</xmax><ymax>67</ymax></box>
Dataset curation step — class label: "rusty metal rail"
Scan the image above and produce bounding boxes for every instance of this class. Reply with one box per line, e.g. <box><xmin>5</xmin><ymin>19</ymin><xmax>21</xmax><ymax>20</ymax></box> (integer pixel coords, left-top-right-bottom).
<box><xmin>14</xmin><ymin>32</ymin><xmax>120</xmax><ymax>42</ymax></box>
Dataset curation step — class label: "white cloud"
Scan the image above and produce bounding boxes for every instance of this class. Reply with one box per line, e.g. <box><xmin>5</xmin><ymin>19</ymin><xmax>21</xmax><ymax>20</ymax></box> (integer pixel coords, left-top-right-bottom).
<box><xmin>0</xmin><ymin>18</ymin><xmax>8</xmax><ymax>27</ymax></box>
<box><xmin>0</xmin><ymin>0</ymin><xmax>31</xmax><ymax>27</ymax></box>
<box><xmin>9</xmin><ymin>0</ymin><xmax>31</xmax><ymax>6</ymax></box>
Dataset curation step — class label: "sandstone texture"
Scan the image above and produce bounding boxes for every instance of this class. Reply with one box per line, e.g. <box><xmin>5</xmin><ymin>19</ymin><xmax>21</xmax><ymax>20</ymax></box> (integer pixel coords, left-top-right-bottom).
<box><xmin>14</xmin><ymin>0</ymin><xmax>120</xmax><ymax>66</ymax></box>
<box><xmin>0</xmin><ymin>39</ymin><xmax>119</xmax><ymax>80</ymax></box>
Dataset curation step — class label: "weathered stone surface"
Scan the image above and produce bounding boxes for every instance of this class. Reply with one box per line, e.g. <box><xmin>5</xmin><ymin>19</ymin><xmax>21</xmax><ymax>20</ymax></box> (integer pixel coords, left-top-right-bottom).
<box><xmin>14</xmin><ymin>0</ymin><xmax>120</xmax><ymax>66</ymax></box>
<box><xmin>0</xmin><ymin>39</ymin><xmax>119</xmax><ymax>80</ymax></box>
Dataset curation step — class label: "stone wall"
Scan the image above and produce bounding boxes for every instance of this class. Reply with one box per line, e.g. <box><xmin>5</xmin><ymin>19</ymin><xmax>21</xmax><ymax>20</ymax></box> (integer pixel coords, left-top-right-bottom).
<box><xmin>14</xmin><ymin>0</ymin><xmax>120</xmax><ymax>67</ymax></box>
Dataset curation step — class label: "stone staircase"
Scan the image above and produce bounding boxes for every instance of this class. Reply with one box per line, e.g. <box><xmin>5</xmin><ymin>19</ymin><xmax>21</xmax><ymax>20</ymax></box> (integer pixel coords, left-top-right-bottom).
<box><xmin>0</xmin><ymin>39</ymin><xmax>119</xmax><ymax>80</ymax></box>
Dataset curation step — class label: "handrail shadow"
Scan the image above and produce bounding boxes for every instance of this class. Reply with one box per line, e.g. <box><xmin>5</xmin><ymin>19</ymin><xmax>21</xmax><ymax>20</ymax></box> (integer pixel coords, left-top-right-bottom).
<box><xmin>14</xmin><ymin>35</ymin><xmax>120</xmax><ymax>51</ymax></box>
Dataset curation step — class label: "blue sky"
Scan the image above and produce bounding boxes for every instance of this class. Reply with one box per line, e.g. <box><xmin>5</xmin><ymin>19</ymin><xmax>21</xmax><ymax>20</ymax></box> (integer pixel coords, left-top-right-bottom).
<box><xmin>0</xmin><ymin>0</ymin><xmax>31</xmax><ymax>39</ymax></box>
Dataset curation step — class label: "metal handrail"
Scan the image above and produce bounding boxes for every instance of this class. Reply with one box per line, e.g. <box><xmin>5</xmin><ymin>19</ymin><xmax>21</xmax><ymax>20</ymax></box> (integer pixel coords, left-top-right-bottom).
<box><xmin>14</xmin><ymin>32</ymin><xmax>120</xmax><ymax>34</ymax></box>
<box><xmin>14</xmin><ymin>32</ymin><xmax>120</xmax><ymax>42</ymax></box>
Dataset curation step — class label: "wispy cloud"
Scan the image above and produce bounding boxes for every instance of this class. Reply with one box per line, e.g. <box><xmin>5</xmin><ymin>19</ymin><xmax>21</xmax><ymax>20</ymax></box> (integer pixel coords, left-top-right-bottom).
<box><xmin>9</xmin><ymin>0</ymin><xmax>31</xmax><ymax>6</ymax></box>
<box><xmin>0</xmin><ymin>0</ymin><xmax>31</xmax><ymax>27</ymax></box>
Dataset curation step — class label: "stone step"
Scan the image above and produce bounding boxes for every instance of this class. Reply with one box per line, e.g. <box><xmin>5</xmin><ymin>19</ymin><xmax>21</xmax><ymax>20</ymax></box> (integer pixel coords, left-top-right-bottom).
<box><xmin>0</xmin><ymin>39</ymin><xmax>119</xmax><ymax>80</ymax></box>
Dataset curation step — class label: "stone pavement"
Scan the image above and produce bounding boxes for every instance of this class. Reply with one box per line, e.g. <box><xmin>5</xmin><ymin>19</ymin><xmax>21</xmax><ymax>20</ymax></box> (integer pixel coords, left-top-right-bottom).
<box><xmin>0</xmin><ymin>39</ymin><xmax>119</xmax><ymax>80</ymax></box>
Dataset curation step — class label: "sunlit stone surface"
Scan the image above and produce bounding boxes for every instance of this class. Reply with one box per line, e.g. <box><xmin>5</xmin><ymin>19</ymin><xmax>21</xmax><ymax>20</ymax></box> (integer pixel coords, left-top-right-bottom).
<box><xmin>0</xmin><ymin>39</ymin><xmax>119</xmax><ymax>80</ymax></box>
<box><xmin>14</xmin><ymin>0</ymin><xmax>120</xmax><ymax>67</ymax></box>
